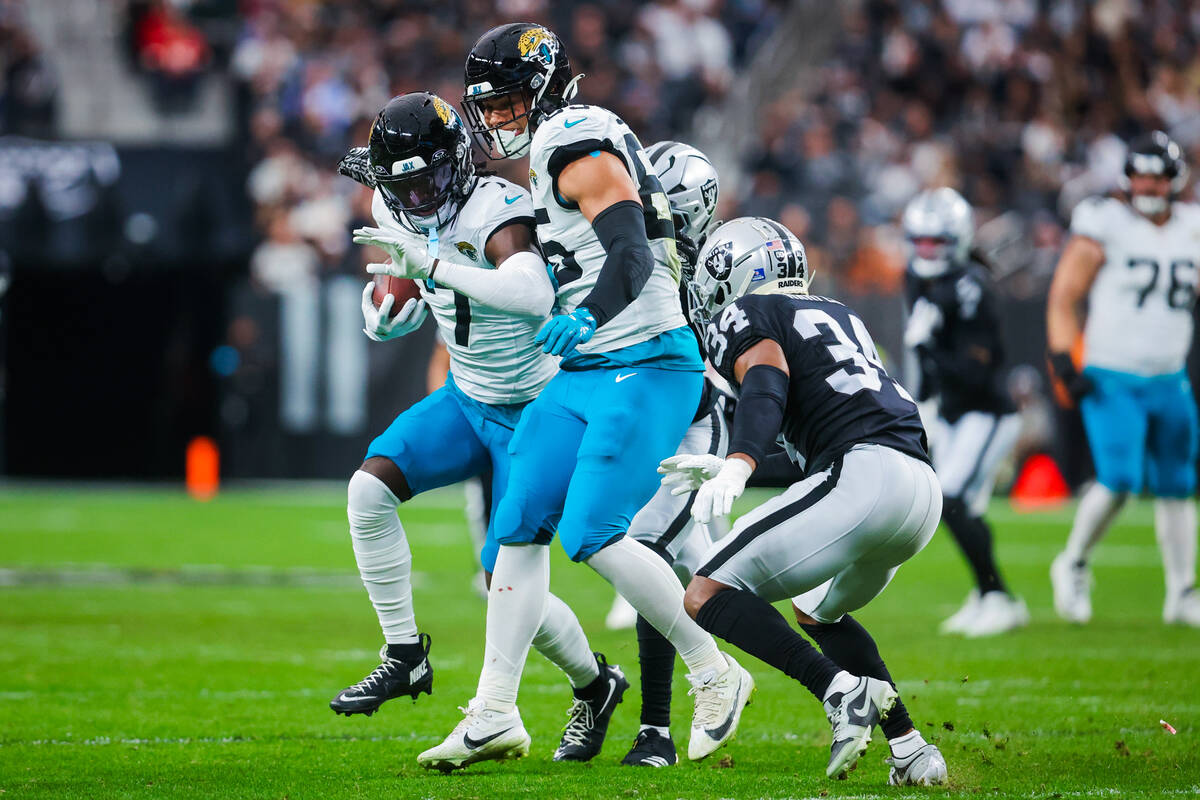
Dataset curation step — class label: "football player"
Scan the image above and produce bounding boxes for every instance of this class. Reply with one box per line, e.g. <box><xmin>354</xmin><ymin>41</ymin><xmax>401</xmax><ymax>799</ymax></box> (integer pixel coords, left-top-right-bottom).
<box><xmin>902</xmin><ymin>188</ymin><xmax>1028</xmax><ymax>636</ymax></box>
<box><xmin>418</xmin><ymin>23</ymin><xmax>753</xmax><ymax>771</ymax></box>
<box><xmin>331</xmin><ymin>93</ymin><xmax>626</xmax><ymax>758</ymax></box>
<box><xmin>617</xmin><ymin>140</ymin><xmax>731</xmax><ymax>767</ymax></box>
<box><xmin>1047</xmin><ymin>131</ymin><xmax>1200</xmax><ymax>627</ymax></box>
<box><xmin>660</xmin><ymin>217</ymin><xmax>948</xmax><ymax>783</ymax></box>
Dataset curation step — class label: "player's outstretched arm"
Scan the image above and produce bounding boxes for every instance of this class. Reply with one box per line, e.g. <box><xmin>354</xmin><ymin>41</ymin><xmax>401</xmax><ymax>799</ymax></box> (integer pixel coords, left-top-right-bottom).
<box><xmin>1046</xmin><ymin>234</ymin><xmax>1104</xmax><ymax>399</ymax></box>
<box><xmin>360</xmin><ymin>224</ymin><xmax>553</xmax><ymax>317</ymax></box>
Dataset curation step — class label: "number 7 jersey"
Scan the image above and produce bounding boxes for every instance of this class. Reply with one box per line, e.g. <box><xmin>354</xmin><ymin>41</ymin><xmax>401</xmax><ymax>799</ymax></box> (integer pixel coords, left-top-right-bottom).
<box><xmin>703</xmin><ymin>293</ymin><xmax>928</xmax><ymax>475</ymax></box>
<box><xmin>370</xmin><ymin>176</ymin><xmax>558</xmax><ymax>406</ymax></box>
<box><xmin>1070</xmin><ymin>197</ymin><xmax>1200</xmax><ymax>376</ymax></box>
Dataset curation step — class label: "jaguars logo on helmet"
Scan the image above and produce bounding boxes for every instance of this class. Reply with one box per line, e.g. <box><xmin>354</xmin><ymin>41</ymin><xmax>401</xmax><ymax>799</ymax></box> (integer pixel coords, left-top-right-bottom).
<box><xmin>518</xmin><ymin>27</ymin><xmax>556</xmax><ymax>66</ymax></box>
<box><xmin>432</xmin><ymin>97</ymin><xmax>455</xmax><ymax>127</ymax></box>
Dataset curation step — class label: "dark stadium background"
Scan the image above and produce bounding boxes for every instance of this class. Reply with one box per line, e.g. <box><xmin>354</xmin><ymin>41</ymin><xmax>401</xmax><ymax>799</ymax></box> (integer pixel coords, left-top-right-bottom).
<box><xmin>3</xmin><ymin>0</ymin><xmax>1199</xmax><ymax>484</ymax></box>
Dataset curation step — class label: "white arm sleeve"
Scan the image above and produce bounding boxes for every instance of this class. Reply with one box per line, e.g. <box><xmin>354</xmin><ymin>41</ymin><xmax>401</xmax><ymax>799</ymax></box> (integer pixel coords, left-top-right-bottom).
<box><xmin>432</xmin><ymin>250</ymin><xmax>555</xmax><ymax>317</ymax></box>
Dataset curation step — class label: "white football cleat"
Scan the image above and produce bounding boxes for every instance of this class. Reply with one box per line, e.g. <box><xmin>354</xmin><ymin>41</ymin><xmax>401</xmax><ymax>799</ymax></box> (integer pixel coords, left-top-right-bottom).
<box><xmin>605</xmin><ymin>593</ymin><xmax>638</xmax><ymax>630</ymax></box>
<box><xmin>939</xmin><ymin>589</ymin><xmax>981</xmax><ymax>634</ymax></box>
<box><xmin>1163</xmin><ymin>588</ymin><xmax>1200</xmax><ymax>627</ymax></box>
<box><xmin>685</xmin><ymin>652</ymin><xmax>754</xmax><ymax>760</ymax></box>
<box><xmin>822</xmin><ymin>674</ymin><xmax>897</xmax><ymax>779</ymax></box>
<box><xmin>1051</xmin><ymin>551</ymin><xmax>1092</xmax><ymax>624</ymax></box>
<box><xmin>417</xmin><ymin>698</ymin><xmax>530</xmax><ymax>772</ymax></box>
<box><xmin>888</xmin><ymin>742</ymin><xmax>948</xmax><ymax>786</ymax></box>
<box><xmin>963</xmin><ymin>591</ymin><xmax>1029</xmax><ymax>637</ymax></box>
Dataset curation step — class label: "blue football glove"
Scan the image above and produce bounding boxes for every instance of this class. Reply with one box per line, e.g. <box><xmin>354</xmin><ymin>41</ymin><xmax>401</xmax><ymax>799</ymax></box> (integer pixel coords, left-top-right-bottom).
<box><xmin>535</xmin><ymin>307</ymin><xmax>596</xmax><ymax>356</ymax></box>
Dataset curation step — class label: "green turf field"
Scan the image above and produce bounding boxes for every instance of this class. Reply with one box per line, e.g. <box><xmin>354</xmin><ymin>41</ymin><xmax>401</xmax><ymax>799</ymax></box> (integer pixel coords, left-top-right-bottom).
<box><xmin>1</xmin><ymin>485</ymin><xmax>1197</xmax><ymax>799</ymax></box>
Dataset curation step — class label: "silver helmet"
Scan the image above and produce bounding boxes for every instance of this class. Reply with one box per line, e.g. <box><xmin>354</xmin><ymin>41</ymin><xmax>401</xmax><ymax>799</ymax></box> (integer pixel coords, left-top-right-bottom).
<box><xmin>901</xmin><ymin>187</ymin><xmax>974</xmax><ymax>279</ymax></box>
<box><xmin>648</xmin><ymin>140</ymin><xmax>720</xmax><ymax>244</ymax></box>
<box><xmin>687</xmin><ymin>216</ymin><xmax>809</xmax><ymax>326</ymax></box>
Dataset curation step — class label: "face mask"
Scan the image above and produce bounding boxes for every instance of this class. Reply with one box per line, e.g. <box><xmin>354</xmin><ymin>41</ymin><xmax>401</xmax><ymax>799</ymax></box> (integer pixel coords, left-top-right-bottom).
<box><xmin>1132</xmin><ymin>194</ymin><xmax>1168</xmax><ymax>216</ymax></box>
<box><xmin>495</xmin><ymin>126</ymin><xmax>531</xmax><ymax>159</ymax></box>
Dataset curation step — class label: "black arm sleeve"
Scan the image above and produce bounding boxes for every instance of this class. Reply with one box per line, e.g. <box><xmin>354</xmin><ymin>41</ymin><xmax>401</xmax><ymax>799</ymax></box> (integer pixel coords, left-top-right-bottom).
<box><xmin>728</xmin><ymin>364</ymin><xmax>789</xmax><ymax>466</ymax></box>
<box><xmin>577</xmin><ymin>200</ymin><xmax>654</xmax><ymax>328</ymax></box>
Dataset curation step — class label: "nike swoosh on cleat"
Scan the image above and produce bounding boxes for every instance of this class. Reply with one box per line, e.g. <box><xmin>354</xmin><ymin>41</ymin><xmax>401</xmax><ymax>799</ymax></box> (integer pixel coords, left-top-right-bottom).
<box><xmin>463</xmin><ymin>727</ymin><xmax>512</xmax><ymax>749</ymax></box>
<box><xmin>850</xmin><ymin>687</ymin><xmax>873</xmax><ymax>718</ymax></box>
<box><xmin>703</xmin><ymin>714</ymin><xmax>734</xmax><ymax>742</ymax></box>
<box><xmin>600</xmin><ymin>678</ymin><xmax>617</xmax><ymax>710</ymax></box>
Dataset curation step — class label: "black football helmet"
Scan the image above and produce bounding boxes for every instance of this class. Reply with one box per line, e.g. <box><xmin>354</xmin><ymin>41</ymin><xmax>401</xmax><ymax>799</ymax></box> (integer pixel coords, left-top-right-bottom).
<box><xmin>367</xmin><ymin>92</ymin><xmax>475</xmax><ymax>232</ymax></box>
<box><xmin>462</xmin><ymin>22</ymin><xmax>579</xmax><ymax>159</ymax></box>
<box><xmin>1121</xmin><ymin>130</ymin><xmax>1189</xmax><ymax>216</ymax></box>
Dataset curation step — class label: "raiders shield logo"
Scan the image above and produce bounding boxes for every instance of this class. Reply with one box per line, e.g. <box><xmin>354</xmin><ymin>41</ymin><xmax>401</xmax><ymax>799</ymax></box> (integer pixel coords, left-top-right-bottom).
<box><xmin>700</xmin><ymin>179</ymin><xmax>718</xmax><ymax>213</ymax></box>
<box><xmin>704</xmin><ymin>241</ymin><xmax>734</xmax><ymax>281</ymax></box>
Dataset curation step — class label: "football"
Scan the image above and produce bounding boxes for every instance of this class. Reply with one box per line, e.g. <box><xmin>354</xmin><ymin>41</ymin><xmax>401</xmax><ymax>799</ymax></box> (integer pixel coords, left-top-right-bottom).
<box><xmin>372</xmin><ymin>274</ymin><xmax>422</xmax><ymax>318</ymax></box>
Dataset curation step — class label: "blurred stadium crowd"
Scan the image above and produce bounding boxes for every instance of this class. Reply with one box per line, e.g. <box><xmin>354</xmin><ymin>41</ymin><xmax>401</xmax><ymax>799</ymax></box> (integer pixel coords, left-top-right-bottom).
<box><xmin>229</xmin><ymin>0</ymin><xmax>1200</xmax><ymax>302</ymax></box>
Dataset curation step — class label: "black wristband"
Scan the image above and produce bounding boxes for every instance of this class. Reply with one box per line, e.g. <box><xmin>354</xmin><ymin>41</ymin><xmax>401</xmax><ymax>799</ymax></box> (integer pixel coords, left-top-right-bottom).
<box><xmin>729</xmin><ymin>364</ymin><xmax>789</xmax><ymax>465</ymax></box>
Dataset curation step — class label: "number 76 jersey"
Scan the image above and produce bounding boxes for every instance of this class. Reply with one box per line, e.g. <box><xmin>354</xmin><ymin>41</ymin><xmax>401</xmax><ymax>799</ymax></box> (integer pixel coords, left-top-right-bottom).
<box><xmin>703</xmin><ymin>294</ymin><xmax>929</xmax><ymax>475</ymax></box>
<box><xmin>1070</xmin><ymin>197</ymin><xmax>1200</xmax><ymax>376</ymax></box>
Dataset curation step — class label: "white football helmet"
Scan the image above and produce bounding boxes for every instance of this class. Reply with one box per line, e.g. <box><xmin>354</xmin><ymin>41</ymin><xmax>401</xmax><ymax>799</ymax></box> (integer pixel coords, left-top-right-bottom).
<box><xmin>687</xmin><ymin>216</ymin><xmax>809</xmax><ymax>326</ymax></box>
<box><xmin>902</xmin><ymin>187</ymin><xmax>974</xmax><ymax>279</ymax></box>
<box><xmin>648</xmin><ymin>141</ymin><xmax>720</xmax><ymax>244</ymax></box>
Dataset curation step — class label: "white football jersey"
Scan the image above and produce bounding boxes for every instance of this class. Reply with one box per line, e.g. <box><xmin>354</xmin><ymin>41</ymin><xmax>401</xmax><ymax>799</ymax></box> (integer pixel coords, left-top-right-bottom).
<box><xmin>527</xmin><ymin>104</ymin><xmax>688</xmax><ymax>353</ymax></box>
<box><xmin>1071</xmin><ymin>197</ymin><xmax>1200</xmax><ymax>376</ymax></box>
<box><xmin>371</xmin><ymin>176</ymin><xmax>558</xmax><ymax>405</ymax></box>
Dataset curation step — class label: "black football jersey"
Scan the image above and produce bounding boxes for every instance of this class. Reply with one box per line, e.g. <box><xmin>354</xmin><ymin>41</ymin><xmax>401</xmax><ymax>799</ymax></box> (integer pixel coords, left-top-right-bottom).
<box><xmin>703</xmin><ymin>293</ymin><xmax>929</xmax><ymax>474</ymax></box>
<box><xmin>904</xmin><ymin>261</ymin><xmax>1014</xmax><ymax>422</ymax></box>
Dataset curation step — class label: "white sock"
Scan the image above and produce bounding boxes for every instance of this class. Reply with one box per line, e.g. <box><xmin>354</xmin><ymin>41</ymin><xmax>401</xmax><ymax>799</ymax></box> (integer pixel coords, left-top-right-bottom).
<box><xmin>1063</xmin><ymin>483</ymin><xmax>1127</xmax><ymax>564</ymax></box>
<box><xmin>586</xmin><ymin>537</ymin><xmax>726</xmax><ymax>676</ymax></box>
<box><xmin>532</xmin><ymin>592</ymin><xmax>600</xmax><ymax>689</ymax></box>
<box><xmin>1155</xmin><ymin>498</ymin><xmax>1197</xmax><ymax>598</ymax></box>
<box><xmin>476</xmin><ymin>544</ymin><xmax>549</xmax><ymax>711</ymax></box>
<box><xmin>640</xmin><ymin>724</ymin><xmax>670</xmax><ymax>738</ymax></box>
<box><xmin>889</xmin><ymin>728</ymin><xmax>926</xmax><ymax>758</ymax></box>
<box><xmin>346</xmin><ymin>470</ymin><xmax>418</xmax><ymax>644</ymax></box>
<box><xmin>822</xmin><ymin>670</ymin><xmax>858</xmax><ymax>703</ymax></box>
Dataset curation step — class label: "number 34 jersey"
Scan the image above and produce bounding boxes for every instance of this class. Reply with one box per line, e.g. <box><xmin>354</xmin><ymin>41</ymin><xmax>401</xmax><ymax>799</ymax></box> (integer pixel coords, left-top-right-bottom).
<box><xmin>1070</xmin><ymin>197</ymin><xmax>1200</xmax><ymax>376</ymax></box>
<box><xmin>704</xmin><ymin>293</ymin><xmax>929</xmax><ymax>475</ymax></box>
<box><xmin>370</xmin><ymin>176</ymin><xmax>558</xmax><ymax>406</ymax></box>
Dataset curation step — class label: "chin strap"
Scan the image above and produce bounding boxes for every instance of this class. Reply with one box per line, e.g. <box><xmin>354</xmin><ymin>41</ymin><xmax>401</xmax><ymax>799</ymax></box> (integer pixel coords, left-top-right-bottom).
<box><xmin>562</xmin><ymin>73</ymin><xmax>584</xmax><ymax>103</ymax></box>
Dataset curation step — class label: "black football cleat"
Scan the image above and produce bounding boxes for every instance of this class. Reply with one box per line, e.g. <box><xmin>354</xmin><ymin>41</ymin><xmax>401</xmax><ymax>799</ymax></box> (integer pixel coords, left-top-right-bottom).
<box><xmin>621</xmin><ymin>727</ymin><xmax>678</xmax><ymax>767</ymax></box>
<box><xmin>330</xmin><ymin>633</ymin><xmax>432</xmax><ymax>716</ymax></box>
<box><xmin>552</xmin><ymin>653</ymin><xmax>629</xmax><ymax>762</ymax></box>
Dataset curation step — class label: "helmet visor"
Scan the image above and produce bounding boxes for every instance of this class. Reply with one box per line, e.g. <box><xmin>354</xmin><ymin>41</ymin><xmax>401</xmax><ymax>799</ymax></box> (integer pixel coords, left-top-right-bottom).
<box><xmin>378</xmin><ymin>161</ymin><xmax>455</xmax><ymax>216</ymax></box>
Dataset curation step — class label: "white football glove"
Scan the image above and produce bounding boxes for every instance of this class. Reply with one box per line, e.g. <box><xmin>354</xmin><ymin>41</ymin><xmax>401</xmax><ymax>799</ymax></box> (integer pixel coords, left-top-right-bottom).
<box><xmin>360</xmin><ymin>281</ymin><xmax>426</xmax><ymax>342</ymax></box>
<box><xmin>904</xmin><ymin>297</ymin><xmax>943</xmax><ymax>348</ymax></box>
<box><xmin>353</xmin><ymin>227</ymin><xmax>436</xmax><ymax>280</ymax></box>
<box><xmin>691</xmin><ymin>459</ymin><xmax>754</xmax><ymax>525</ymax></box>
<box><xmin>658</xmin><ymin>453</ymin><xmax>728</xmax><ymax>496</ymax></box>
